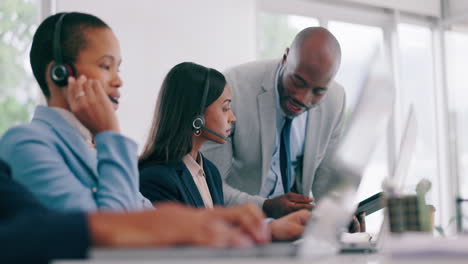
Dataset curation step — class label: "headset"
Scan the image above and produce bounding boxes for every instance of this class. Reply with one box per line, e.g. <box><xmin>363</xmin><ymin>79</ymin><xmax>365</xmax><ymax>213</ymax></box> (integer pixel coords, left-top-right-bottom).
<box><xmin>192</xmin><ymin>69</ymin><xmax>229</xmax><ymax>140</ymax></box>
<box><xmin>50</xmin><ymin>13</ymin><xmax>77</xmax><ymax>87</ymax></box>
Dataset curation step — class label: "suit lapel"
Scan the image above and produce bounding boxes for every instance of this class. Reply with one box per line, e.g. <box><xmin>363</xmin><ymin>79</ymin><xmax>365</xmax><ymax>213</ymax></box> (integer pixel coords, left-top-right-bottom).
<box><xmin>176</xmin><ymin>162</ymin><xmax>205</xmax><ymax>208</ymax></box>
<box><xmin>301</xmin><ymin>98</ymin><xmax>324</xmax><ymax>196</ymax></box>
<box><xmin>33</xmin><ymin>106</ymin><xmax>98</xmax><ymax>180</ymax></box>
<box><xmin>257</xmin><ymin>63</ymin><xmax>280</xmax><ymax>184</ymax></box>
<box><xmin>203</xmin><ymin>162</ymin><xmax>223</xmax><ymax>206</ymax></box>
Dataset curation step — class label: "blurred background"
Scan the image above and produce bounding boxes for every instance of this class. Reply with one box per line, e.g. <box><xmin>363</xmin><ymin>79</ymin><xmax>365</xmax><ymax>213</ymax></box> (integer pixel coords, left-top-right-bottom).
<box><xmin>2</xmin><ymin>0</ymin><xmax>468</xmax><ymax>235</ymax></box>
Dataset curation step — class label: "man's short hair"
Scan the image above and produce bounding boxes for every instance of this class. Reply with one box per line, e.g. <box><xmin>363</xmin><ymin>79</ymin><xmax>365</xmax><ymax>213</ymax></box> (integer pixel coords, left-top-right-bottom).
<box><xmin>29</xmin><ymin>12</ymin><xmax>109</xmax><ymax>98</ymax></box>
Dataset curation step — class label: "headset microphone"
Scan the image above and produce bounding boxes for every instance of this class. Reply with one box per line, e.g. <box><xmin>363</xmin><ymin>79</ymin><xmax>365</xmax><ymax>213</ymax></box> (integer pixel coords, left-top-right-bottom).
<box><xmin>192</xmin><ymin>68</ymin><xmax>229</xmax><ymax>141</ymax></box>
<box><xmin>203</xmin><ymin>126</ymin><xmax>228</xmax><ymax>140</ymax></box>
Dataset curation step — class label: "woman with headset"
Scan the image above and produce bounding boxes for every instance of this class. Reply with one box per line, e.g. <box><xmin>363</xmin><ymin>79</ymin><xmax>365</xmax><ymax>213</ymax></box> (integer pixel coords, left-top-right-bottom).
<box><xmin>139</xmin><ymin>62</ymin><xmax>311</xmax><ymax>241</ymax></box>
<box><xmin>0</xmin><ymin>12</ymin><xmax>154</xmax><ymax>212</ymax></box>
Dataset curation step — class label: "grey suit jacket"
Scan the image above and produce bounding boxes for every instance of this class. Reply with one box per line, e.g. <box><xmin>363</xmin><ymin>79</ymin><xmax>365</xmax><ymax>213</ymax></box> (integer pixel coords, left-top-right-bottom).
<box><xmin>201</xmin><ymin>60</ymin><xmax>346</xmax><ymax>207</ymax></box>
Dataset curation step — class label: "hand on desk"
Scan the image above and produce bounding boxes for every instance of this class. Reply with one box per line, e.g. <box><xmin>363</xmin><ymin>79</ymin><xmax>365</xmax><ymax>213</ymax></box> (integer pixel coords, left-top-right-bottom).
<box><xmin>263</xmin><ymin>192</ymin><xmax>315</xmax><ymax>218</ymax></box>
<box><xmin>210</xmin><ymin>203</ymin><xmax>270</xmax><ymax>244</ymax></box>
<box><xmin>269</xmin><ymin>210</ymin><xmax>311</xmax><ymax>241</ymax></box>
<box><xmin>88</xmin><ymin>203</ymin><xmax>267</xmax><ymax>248</ymax></box>
<box><xmin>348</xmin><ymin>212</ymin><xmax>366</xmax><ymax>233</ymax></box>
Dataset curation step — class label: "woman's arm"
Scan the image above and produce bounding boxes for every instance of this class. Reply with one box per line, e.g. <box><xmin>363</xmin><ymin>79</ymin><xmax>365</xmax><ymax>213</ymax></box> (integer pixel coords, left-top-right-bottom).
<box><xmin>139</xmin><ymin>166</ymin><xmax>184</xmax><ymax>204</ymax></box>
<box><xmin>0</xmin><ymin>126</ymin><xmax>148</xmax><ymax>212</ymax></box>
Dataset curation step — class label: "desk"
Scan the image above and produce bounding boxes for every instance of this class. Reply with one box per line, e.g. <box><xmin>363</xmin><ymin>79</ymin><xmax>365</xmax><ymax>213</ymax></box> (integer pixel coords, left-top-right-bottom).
<box><xmin>53</xmin><ymin>254</ymin><xmax>468</xmax><ymax>264</ymax></box>
<box><xmin>54</xmin><ymin>234</ymin><xmax>468</xmax><ymax>264</ymax></box>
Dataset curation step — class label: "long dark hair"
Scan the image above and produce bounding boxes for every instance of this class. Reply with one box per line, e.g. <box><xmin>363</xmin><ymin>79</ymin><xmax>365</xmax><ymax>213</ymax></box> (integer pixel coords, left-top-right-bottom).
<box><xmin>139</xmin><ymin>62</ymin><xmax>226</xmax><ymax>167</ymax></box>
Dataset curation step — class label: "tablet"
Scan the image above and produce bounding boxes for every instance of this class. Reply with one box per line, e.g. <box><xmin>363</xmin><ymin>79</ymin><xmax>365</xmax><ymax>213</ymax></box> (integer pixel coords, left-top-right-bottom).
<box><xmin>354</xmin><ymin>192</ymin><xmax>384</xmax><ymax>216</ymax></box>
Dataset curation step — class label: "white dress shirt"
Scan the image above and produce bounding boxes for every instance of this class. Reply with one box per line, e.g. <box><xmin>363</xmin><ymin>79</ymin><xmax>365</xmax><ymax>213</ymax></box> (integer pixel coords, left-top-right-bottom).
<box><xmin>259</xmin><ymin>67</ymin><xmax>308</xmax><ymax>198</ymax></box>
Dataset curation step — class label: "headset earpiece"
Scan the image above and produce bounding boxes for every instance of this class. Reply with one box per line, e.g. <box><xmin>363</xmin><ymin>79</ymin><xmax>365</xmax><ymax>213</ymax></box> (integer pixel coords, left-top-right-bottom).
<box><xmin>192</xmin><ymin>115</ymin><xmax>205</xmax><ymax>131</ymax></box>
<box><xmin>191</xmin><ymin>68</ymin><xmax>228</xmax><ymax>140</ymax></box>
<box><xmin>192</xmin><ymin>69</ymin><xmax>210</xmax><ymax>133</ymax></box>
<box><xmin>50</xmin><ymin>13</ymin><xmax>76</xmax><ymax>87</ymax></box>
<box><xmin>50</xmin><ymin>62</ymin><xmax>76</xmax><ymax>87</ymax></box>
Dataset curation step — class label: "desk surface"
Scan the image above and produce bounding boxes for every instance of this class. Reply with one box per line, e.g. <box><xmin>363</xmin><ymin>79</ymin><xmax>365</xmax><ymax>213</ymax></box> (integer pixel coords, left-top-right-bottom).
<box><xmin>54</xmin><ymin>234</ymin><xmax>468</xmax><ymax>264</ymax></box>
<box><xmin>53</xmin><ymin>254</ymin><xmax>468</xmax><ymax>264</ymax></box>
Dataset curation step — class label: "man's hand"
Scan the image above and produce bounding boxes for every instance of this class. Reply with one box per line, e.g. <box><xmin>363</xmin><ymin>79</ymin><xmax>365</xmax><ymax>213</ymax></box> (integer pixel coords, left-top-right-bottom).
<box><xmin>268</xmin><ymin>210</ymin><xmax>311</xmax><ymax>241</ymax></box>
<box><xmin>263</xmin><ymin>192</ymin><xmax>314</xmax><ymax>218</ymax></box>
<box><xmin>348</xmin><ymin>212</ymin><xmax>366</xmax><ymax>233</ymax></box>
<box><xmin>88</xmin><ymin>203</ymin><xmax>256</xmax><ymax>248</ymax></box>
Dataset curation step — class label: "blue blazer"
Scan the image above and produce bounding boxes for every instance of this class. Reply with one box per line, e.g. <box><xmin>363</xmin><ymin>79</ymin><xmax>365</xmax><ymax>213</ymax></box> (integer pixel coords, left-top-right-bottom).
<box><xmin>0</xmin><ymin>106</ymin><xmax>152</xmax><ymax>212</ymax></box>
<box><xmin>139</xmin><ymin>156</ymin><xmax>224</xmax><ymax>207</ymax></box>
<box><xmin>0</xmin><ymin>159</ymin><xmax>89</xmax><ymax>264</ymax></box>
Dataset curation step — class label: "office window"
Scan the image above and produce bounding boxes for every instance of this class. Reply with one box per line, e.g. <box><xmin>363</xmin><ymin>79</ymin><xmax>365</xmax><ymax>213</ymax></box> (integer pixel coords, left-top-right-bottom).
<box><xmin>328</xmin><ymin>21</ymin><xmax>385</xmax><ymax>113</ymax></box>
<box><xmin>257</xmin><ymin>11</ymin><xmax>318</xmax><ymax>60</ymax></box>
<box><xmin>445</xmin><ymin>31</ymin><xmax>468</xmax><ymax>199</ymax></box>
<box><xmin>329</xmin><ymin>21</ymin><xmax>387</xmax><ymax>234</ymax></box>
<box><xmin>0</xmin><ymin>0</ymin><xmax>40</xmax><ymax>135</ymax></box>
<box><xmin>397</xmin><ymin>24</ymin><xmax>438</xmax><ymax>205</ymax></box>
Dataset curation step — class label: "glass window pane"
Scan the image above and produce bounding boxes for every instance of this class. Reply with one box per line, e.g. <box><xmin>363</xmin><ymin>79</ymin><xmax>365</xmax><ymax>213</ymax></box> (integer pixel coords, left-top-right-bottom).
<box><xmin>329</xmin><ymin>21</ymin><xmax>387</xmax><ymax>235</ymax></box>
<box><xmin>397</xmin><ymin>24</ymin><xmax>438</xmax><ymax>205</ymax></box>
<box><xmin>257</xmin><ymin>11</ymin><xmax>318</xmax><ymax>60</ymax></box>
<box><xmin>445</xmin><ymin>31</ymin><xmax>468</xmax><ymax>199</ymax></box>
<box><xmin>329</xmin><ymin>21</ymin><xmax>385</xmax><ymax>113</ymax></box>
<box><xmin>0</xmin><ymin>0</ymin><xmax>40</xmax><ymax>135</ymax></box>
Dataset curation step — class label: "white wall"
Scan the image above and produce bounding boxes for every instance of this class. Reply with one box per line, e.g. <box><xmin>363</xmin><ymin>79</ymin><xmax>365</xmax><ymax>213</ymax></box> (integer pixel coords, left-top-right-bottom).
<box><xmin>259</xmin><ymin>0</ymin><xmax>390</xmax><ymax>27</ymax></box>
<box><xmin>339</xmin><ymin>0</ymin><xmax>441</xmax><ymax>17</ymax></box>
<box><xmin>446</xmin><ymin>0</ymin><xmax>468</xmax><ymax>20</ymax></box>
<box><xmin>56</xmin><ymin>0</ymin><xmax>257</xmax><ymax>148</ymax></box>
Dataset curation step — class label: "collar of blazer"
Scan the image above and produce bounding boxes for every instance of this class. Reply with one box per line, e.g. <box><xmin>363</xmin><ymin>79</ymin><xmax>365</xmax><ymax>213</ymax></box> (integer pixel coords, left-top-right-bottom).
<box><xmin>198</xmin><ymin>156</ymin><xmax>223</xmax><ymax>206</ymax></box>
<box><xmin>32</xmin><ymin>106</ymin><xmax>99</xmax><ymax>180</ymax></box>
<box><xmin>257</xmin><ymin>62</ymin><xmax>278</xmax><ymax>184</ymax></box>
<box><xmin>174</xmin><ymin>160</ymin><xmax>206</xmax><ymax>208</ymax></box>
<box><xmin>174</xmin><ymin>155</ymin><xmax>223</xmax><ymax>207</ymax></box>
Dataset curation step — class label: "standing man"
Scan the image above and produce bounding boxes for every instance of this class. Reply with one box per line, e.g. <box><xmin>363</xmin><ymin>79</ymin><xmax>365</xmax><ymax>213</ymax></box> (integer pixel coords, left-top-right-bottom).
<box><xmin>202</xmin><ymin>27</ymin><xmax>345</xmax><ymax>218</ymax></box>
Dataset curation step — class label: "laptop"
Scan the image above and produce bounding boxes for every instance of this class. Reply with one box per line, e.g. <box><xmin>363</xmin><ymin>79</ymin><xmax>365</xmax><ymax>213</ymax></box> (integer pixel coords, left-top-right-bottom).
<box><xmin>91</xmin><ymin>54</ymin><xmax>395</xmax><ymax>260</ymax></box>
<box><xmin>297</xmin><ymin>51</ymin><xmax>395</xmax><ymax>258</ymax></box>
<box><xmin>338</xmin><ymin>106</ymin><xmax>418</xmax><ymax>253</ymax></box>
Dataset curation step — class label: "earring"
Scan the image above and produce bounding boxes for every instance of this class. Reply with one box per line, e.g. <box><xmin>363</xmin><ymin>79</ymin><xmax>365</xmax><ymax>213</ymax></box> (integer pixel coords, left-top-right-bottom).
<box><xmin>194</xmin><ymin>129</ymin><xmax>201</xmax><ymax>136</ymax></box>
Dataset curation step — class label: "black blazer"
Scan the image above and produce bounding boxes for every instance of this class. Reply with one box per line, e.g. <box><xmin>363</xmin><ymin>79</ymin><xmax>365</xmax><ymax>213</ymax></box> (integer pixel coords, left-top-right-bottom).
<box><xmin>139</xmin><ymin>155</ymin><xmax>224</xmax><ymax>207</ymax></box>
<box><xmin>0</xmin><ymin>160</ymin><xmax>89</xmax><ymax>264</ymax></box>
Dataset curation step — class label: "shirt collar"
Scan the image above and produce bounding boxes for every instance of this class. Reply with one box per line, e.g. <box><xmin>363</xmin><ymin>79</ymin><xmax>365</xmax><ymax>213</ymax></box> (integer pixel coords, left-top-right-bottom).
<box><xmin>182</xmin><ymin>153</ymin><xmax>205</xmax><ymax>178</ymax></box>
<box><xmin>50</xmin><ymin>107</ymin><xmax>94</xmax><ymax>148</ymax></box>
